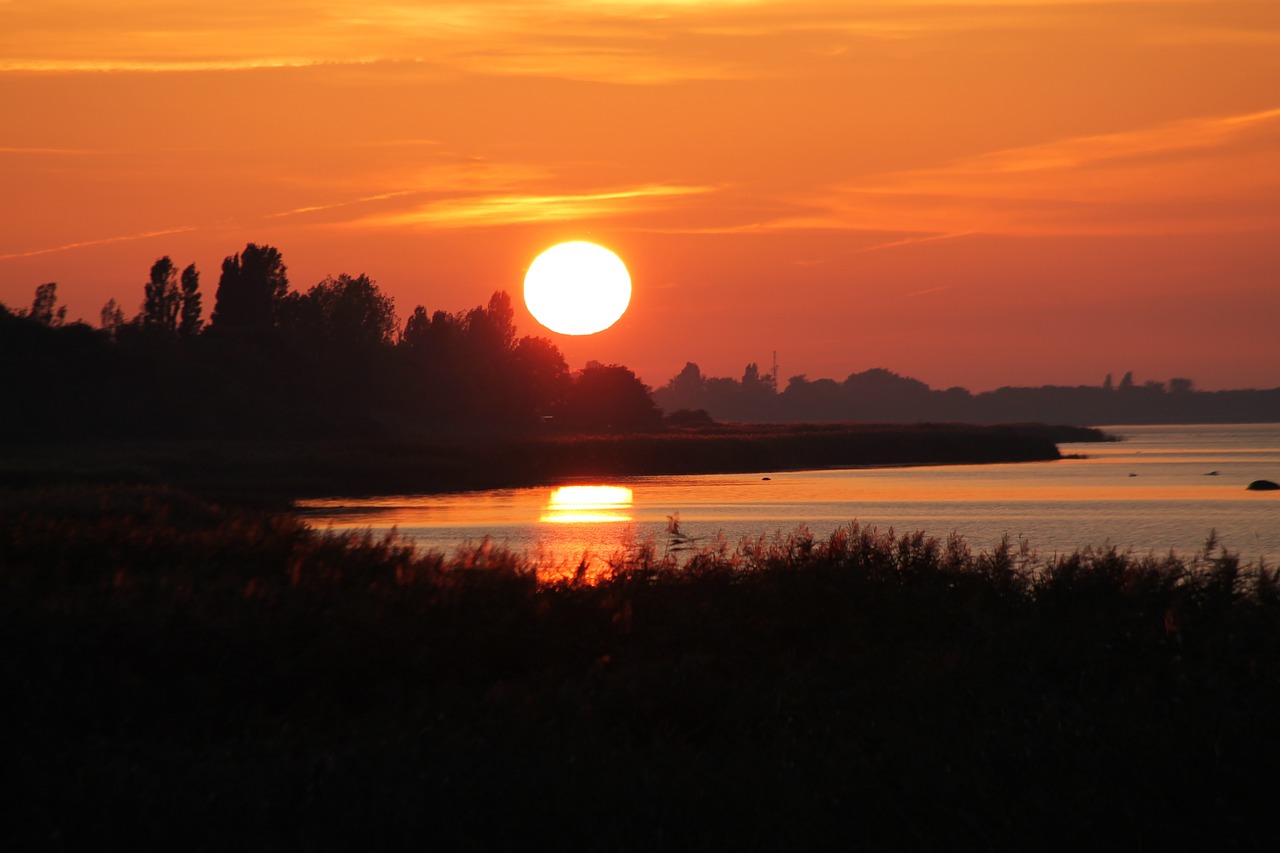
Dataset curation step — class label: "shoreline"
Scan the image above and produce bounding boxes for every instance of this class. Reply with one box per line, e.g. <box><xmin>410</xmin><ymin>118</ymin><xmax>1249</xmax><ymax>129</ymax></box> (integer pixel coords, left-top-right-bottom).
<box><xmin>0</xmin><ymin>422</ymin><xmax>1105</xmax><ymax>504</ymax></box>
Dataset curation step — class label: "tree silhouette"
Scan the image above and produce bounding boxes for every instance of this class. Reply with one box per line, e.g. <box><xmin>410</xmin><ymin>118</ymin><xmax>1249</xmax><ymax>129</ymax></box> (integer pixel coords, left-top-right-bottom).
<box><xmin>458</xmin><ymin>292</ymin><xmax>524</xmax><ymax>425</ymax></box>
<box><xmin>100</xmin><ymin>299</ymin><xmax>126</xmax><ymax>338</ymax></box>
<box><xmin>142</xmin><ymin>257</ymin><xmax>182</xmax><ymax>334</ymax></box>
<box><xmin>397</xmin><ymin>305</ymin><xmax>469</xmax><ymax>425</ymax></box>
<box><xmin>400</xmin><ymin>306</ymin><xmax>462</xmax><ymax>358</ymax></box>
<box><xmin>179</xmin><ymin>264</ymin><xmax>203</xmax><ymax>338</ymax></box>
<box><xmin>27</xmin><ymin>282</ymin><xmax>66</xmax><ymax>327</ymax></box>
<box><xmin>655</xmin><ymin>362</ymin><xmax>708</xmax><ymax>414</ymax></box>
<box><xmin>781</xmin><ymin>375</ymin><xmax>842</xmax><ymax>420</ymax></box>
<box><xmin>284</xmin><ymin>274</ymin><xmax>398</xmax><ymax>350</ymax></box>
<box><xmin>559</xmin><ymin>363</ymin><xmax>662</xmax><ymax>432</ymax></box>
<box><xmin>511</xmin><ymin>335</ymin><xmax>570</xmax><ymax>419</ymax></box>
<box><xmin>9</xmin><ymin>237</ymin><xmax>1280</xmax><ymax>441</ymax></box>
<box><xmin>209</xmin><ymin>244</ymin><xmax>289</xmax><ymax>338</ymax></box>
<box><xmin>465</xmin><ymin>291</ymin><xmax>517</xmax><ymax>355</ymax></box>
<box><xmin>740</xmin><ymin>362</ymin><xmax>777</xmax><ymax>414</ymax></box>
<box><xmin>399</xmin><ymin>306</ymin><xmax>431</xmax><ymax>348</ymax></box>
<box><xmin>396</xmin><ymin>292</ymin><xmax>575</xmax><ymax>429</ymax></box>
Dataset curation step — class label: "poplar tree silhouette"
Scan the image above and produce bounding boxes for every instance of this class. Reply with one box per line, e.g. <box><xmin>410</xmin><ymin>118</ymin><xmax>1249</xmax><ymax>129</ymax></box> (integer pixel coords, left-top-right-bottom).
<box><xmin>142</xmin><ymin>257</ymin><xmax>182</xmax><ymax>333</ymax></box>
<box><xmin>27</xmin><ymin>282</ymin><xmax>66</xmax><ymax>327</ymax></box>
<box><xmin>209</xmin><ymin>243</ymin><xmax>289</xmax><ymax>338</ymax></box>
<box><xmin>179</xmin><ymin>263</ymin><xmax>203</xmax><ymax>337</ymax></box>
<box><xmin>100</xmin><ymin>299</ymin><xmax>126</xmax><ymax>337</ymax></box>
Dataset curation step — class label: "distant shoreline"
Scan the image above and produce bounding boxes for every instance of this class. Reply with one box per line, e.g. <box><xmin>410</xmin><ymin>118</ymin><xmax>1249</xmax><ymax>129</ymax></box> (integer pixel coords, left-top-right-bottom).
<box><xmin>1</xmin><ymin>422</ymin><xmax>1106</xmax><ymax>504</ymax></box>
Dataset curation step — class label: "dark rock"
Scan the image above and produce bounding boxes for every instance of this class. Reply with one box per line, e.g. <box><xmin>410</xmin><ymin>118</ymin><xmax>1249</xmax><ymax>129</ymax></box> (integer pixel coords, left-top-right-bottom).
<box><xmin>1246</xmin><ymin>479</ymin><xmax>1280</xmax><ymax>491</ymax></box>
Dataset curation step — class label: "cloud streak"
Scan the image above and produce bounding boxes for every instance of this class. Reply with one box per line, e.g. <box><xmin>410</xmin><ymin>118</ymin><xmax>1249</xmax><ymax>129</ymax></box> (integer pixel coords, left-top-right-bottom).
<box><xmin>354</xmin><ymin>184</ymin><xmax>714</xmax><ymax>229</ymax></box>
<box><xmin>788</xmin><ymin>107</ymin><xmax>1280</xmax><ymax>236</ymax></box>
<box><xmin>8</xmin><ymin>1</ymin><xmax>1258</xmax><ymax>83</ymax></box>
<box><xmin>0</xmin><ymin>226</ymin><xmax>198</xmax><ymax>261</ymax></box>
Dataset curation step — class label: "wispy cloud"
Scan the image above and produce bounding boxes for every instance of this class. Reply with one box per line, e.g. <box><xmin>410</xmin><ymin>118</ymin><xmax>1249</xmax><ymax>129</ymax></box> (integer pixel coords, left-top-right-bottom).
<box><xmin>0</xmin><ymin>226</ymin><xmax>198</xmax><ymax>261</ymax></box>
<box><xmin>918</xmin><ymin>107</ymin><xmax>1280</xmax><ymax>178</ymax></box>
<box><xmin>0</xmin><ymin>1</ymin><xmax>750</xmax><ymax>81</ymax></box>
<box><xmin>0</xmin><ymin>58</ymin><xmax>381</xmax><ymax>73</ymax></box>
<box><xmin>0</xmin><ymin>146</ymin><xmax>104</xmax><ymax>155</ymax></box>
<box><xmin>264</xmin><ymin>190</ymin><xmax>420</xmax><ymax>219</ymax></box>
<box><xmin>9</xmin><ymin>0</ymin><xmax>1248</xmax><ymax>82</ymax></box>
<box><xmin>853</xmin><ymin>232</ymin><xmax>977</xmax><ymax>254</ymax></box>
<box><xmin>354</xmin><ymin>183</ymin><xmax>713</xmax><ymax>229</ymax></box>
<box><xmin>787</xmin><ymin>107</ymin><xmax>1280</xmax><ymax>236</ymax></box>
<box><xmin>904</xmin><ymin>284</ymin><xmax>952</xmax><ymax>298</ymax></box>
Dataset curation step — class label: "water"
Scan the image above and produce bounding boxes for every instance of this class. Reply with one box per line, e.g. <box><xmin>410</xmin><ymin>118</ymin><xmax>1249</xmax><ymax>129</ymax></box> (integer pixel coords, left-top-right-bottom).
<box><xmin>297</xmin><ymin>423</ymin><xmax>1280</xmax><ymax>569</ymax></box>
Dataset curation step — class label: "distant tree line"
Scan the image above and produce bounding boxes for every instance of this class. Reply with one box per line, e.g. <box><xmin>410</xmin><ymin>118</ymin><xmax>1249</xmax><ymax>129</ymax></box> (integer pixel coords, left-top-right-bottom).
<box><xmin>9</xmin><ymin>247</ymin><xmax>1276</xmax><ymax>441</ymax></box>
<box><xmin>656</xmin><ymin>363</ymin><xmax>1280</xmax><ymax>426</ymax></box>
<box><xmin>1</xmin><ymin>244</ymin><xmax>661</xmax><ymax>440</ymax></box>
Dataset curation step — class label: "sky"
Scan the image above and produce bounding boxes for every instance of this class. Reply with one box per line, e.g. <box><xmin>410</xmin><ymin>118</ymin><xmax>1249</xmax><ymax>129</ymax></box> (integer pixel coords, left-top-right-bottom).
<box><xmin>2</xmin><ymin>0</ymin><xmax>1278</xmax><ymax>392</ymax></box>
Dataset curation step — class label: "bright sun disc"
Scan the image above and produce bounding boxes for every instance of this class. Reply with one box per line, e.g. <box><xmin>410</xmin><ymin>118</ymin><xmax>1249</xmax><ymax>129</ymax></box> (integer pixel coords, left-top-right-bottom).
<box><xmin>524</xmin><ymin>241</ymin><xmax>631</xmax><ymax>335</ymax></box>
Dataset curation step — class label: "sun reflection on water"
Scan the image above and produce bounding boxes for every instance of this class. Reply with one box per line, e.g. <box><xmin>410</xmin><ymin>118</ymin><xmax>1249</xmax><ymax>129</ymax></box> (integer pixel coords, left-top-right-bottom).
<box><xmin>541</xmin><ymin>485</ymin><xmax>634</xmax><ymax>524</ymax></box>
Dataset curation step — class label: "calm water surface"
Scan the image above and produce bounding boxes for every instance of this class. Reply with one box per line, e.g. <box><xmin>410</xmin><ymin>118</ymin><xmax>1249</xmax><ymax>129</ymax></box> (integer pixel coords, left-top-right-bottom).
<box><xmin>298</xmin><ymin>424</ymin><xmax>1280</xmax><ymax>568</ymax></box>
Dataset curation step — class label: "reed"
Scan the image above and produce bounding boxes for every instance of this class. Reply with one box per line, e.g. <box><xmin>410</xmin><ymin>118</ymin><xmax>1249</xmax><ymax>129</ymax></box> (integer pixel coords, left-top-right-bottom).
<box><xmin>4</xmin><ymin>484</ymin><xmax>1278</xmax><ymax>848</ymax></box>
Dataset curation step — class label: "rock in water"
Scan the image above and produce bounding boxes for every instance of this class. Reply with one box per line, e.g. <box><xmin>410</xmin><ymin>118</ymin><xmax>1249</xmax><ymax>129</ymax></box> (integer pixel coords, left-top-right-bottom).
<box><xmin>1246</xmin><ymin>479</ymin><xmax>1280</xmax><ymax>491</ymax></box>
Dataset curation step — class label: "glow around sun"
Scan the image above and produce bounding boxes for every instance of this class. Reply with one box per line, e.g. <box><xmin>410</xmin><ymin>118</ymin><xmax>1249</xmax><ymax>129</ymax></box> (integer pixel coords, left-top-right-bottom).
<box><xmin>523</xmin><ymin>241</ymin><xmax>631</xmax><ymax>336</ymax></box>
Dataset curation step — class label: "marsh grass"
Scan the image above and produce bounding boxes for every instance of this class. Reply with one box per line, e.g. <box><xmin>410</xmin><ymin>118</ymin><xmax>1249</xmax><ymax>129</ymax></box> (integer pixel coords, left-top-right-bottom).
<box><xmin>4</xmin><ymin>484</ymin><xmax>1279</xmax><ymax>849</ymax></box>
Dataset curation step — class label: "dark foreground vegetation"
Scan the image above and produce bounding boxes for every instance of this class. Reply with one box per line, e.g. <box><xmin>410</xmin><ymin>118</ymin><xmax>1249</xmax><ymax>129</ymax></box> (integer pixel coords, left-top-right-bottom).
<box><xmin>0</xmin><ymin>422</ymin><xmax>1100</xmax><ymax>503</ymax></box>
<box><xmin>5</xmin><ymin>486</ymin><xmax>1279</xmax><ymax>849</ymax></box>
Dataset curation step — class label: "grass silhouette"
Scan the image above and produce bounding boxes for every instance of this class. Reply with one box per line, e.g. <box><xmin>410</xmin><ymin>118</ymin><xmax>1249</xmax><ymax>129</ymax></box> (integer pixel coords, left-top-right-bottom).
<box><xmin>4</xmin><ymin>484</ymin><xmax>1278</xmax><ymax>848</ymax></box>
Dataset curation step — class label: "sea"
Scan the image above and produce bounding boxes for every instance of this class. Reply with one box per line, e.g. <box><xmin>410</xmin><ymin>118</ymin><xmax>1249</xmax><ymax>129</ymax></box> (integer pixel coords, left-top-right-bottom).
<box><xmin>297</xmin><ymin>423</ymin><xmax>1280</xmax><ymax>571</ymax></box>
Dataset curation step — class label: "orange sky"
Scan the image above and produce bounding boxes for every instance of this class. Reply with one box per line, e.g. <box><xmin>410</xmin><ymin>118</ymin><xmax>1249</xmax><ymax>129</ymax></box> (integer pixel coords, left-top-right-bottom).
<box><xmin>3</xmin><ymin>1</ymin><xmax>1278</xmax><ymax>391</ymax></box>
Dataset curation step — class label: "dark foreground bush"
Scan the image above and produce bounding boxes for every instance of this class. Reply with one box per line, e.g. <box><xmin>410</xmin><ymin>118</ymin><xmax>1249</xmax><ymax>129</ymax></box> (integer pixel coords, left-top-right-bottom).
<box><xmin>3</xmin><ymin>487</ymin><xmax>1279</xmax><ymax>850</ymax></box>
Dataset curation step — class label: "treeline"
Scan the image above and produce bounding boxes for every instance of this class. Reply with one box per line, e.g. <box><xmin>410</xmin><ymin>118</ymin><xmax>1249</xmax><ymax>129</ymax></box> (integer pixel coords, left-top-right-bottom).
<box><xmin>1</xmin><ymin>244</ymin><xmax>662</xmax><ymax>440</ymax></box>
<box><xmin>656</xmin><ymin>363</ymin><xmax>1280</xmax><ymax>426</ymax></box>
<box><xmin>11</xmin><ymin>247</ymin><xmax>1274</xmax><ymax>439</ymax></box>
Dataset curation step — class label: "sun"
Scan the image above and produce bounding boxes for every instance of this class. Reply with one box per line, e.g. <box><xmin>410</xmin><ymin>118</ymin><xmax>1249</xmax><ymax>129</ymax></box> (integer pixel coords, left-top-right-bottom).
<box><xmin>523</xmin><ymin>241</ymin><xmax>631</xmax><ymax>336</ymax></box>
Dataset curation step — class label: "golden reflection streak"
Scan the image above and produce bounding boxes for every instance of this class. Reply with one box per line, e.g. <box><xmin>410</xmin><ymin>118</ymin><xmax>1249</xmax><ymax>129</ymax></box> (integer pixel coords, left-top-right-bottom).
<box><xmin>541</xmin><ymin>485</ymin><xmax>634</xmax><ymax>524</ymax></box>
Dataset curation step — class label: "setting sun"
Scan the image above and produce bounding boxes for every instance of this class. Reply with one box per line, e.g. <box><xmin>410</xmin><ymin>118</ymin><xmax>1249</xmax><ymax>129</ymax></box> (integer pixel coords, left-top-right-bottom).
<box><xmin>523</xmin><ymin>241</ymin><xmax>631</xmax><ymax>336</ymax></box>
